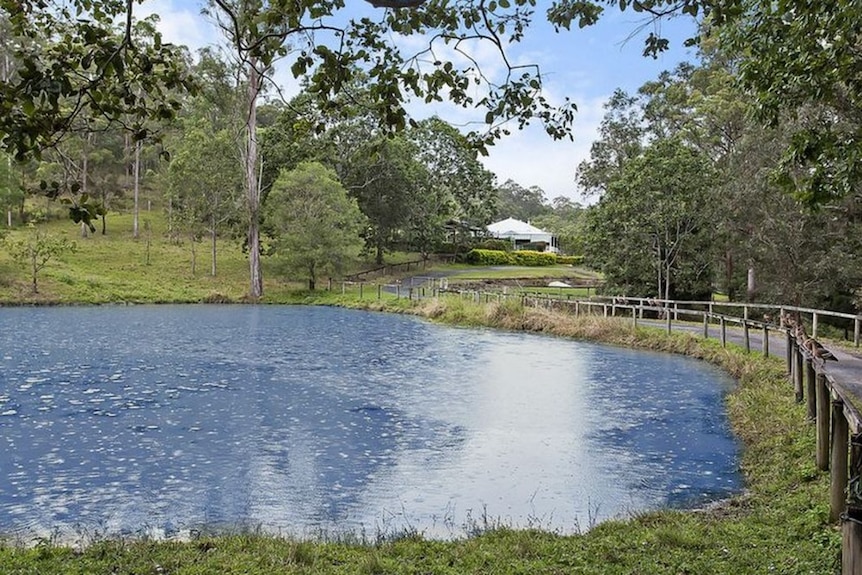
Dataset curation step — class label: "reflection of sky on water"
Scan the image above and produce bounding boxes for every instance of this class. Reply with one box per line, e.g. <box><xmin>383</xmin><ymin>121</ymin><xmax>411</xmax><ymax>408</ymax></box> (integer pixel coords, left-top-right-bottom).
<box><xmin>0</xmin><ymin>305</ymin><xmax>741</xmax><ymax>540</ymax></box>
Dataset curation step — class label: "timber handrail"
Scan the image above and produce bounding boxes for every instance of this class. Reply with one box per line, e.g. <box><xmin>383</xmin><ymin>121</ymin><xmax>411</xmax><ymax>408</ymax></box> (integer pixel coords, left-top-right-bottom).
<box><xmin>439</xmin><ymin>286</ymin><xmax>862</xmax><ymax>572</ymax></box>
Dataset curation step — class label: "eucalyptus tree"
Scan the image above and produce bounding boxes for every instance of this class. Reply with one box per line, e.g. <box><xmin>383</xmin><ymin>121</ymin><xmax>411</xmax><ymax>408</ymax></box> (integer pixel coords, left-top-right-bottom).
<box><xmin>167</xmin><ymin>121</ymin><xmax>243</xmax><ymax>276</ymax></box>
<box><xmin>494</xmin><ymin>179</ymin><xmax>550</xmax><ymax>222</ymax></box>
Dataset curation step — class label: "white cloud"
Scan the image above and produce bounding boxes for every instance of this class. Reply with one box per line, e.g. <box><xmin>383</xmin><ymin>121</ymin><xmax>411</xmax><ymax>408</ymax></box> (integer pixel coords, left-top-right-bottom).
<box><xmin>136</xmin><ymin>0</ymin><xmax>215</xmax><ymax>53</ymax></box>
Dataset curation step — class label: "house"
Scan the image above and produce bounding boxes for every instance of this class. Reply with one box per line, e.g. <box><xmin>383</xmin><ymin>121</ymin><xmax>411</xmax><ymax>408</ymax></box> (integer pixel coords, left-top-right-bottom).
<box><xmin>487</xmin><ymin>217</ymin><xmax>559</xmax><ymax>253</ymax></box>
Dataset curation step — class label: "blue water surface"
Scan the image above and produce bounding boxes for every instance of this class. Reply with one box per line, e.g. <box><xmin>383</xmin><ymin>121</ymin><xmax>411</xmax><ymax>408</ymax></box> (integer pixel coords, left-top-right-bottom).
<box><xmin>0</xmin><ymin>305</ymin><xmax>741</xmax><ymax>541</ymax></box>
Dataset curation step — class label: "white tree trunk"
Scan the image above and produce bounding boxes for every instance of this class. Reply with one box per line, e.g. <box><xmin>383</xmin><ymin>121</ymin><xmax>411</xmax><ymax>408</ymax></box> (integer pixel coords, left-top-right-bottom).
<box><xmin>133</xmin><ymin>140</ymin><xmax>141</xmax><ymax>239</ymax></box>
<box><xmin>246</xmin><ymin>60</ymin><xmax>263</xmax><ymax>298</ymax></box>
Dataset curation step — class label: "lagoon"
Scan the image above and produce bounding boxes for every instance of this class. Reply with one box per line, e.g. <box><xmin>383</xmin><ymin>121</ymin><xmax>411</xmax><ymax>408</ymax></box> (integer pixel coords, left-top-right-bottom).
<box><xmin>0</xmin><ymin>305</ymin><xmax>740</xmax><ymax>541</ymax></box>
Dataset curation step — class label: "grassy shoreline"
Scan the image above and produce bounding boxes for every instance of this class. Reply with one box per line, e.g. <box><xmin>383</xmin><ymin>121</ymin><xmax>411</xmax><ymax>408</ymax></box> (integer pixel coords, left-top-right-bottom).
<box><xmin>0</xmin><ymin>294</ymin><xmax>841</xmax><ymax>573</ymax></box>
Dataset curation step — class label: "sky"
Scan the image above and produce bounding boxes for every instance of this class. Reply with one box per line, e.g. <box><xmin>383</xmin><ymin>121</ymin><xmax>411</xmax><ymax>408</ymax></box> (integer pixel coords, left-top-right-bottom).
<box><xmin>137</xmin><ymin>1</ymin><xmax>700</xmax><ymax>204</ymax></box>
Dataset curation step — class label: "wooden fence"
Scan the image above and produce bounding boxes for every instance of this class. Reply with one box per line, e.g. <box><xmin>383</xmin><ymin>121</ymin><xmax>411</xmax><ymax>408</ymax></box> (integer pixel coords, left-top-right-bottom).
<box><xmin>326</xmin><ymin>279</ymin><xmax>862</xmax><ymax>571</ymax></box>
<box><xmin>436</xmin><ymin>289</ymin><xmax>862</xmax><ymax>573</ymax></box>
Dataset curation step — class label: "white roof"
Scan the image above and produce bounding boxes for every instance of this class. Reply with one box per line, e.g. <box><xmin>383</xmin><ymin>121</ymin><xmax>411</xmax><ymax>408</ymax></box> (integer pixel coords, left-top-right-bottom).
<box><xmin>487</xmin><ymin>217</ymin><xmax>549</xmax><ymax>236</ymax></box>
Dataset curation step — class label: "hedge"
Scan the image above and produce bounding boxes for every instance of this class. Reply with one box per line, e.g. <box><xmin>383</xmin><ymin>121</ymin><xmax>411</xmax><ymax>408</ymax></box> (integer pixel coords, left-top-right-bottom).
<box><xmin>465</xmin><ymin>249</ymin><xmax>557</xmax><ymax>266</ymax></box>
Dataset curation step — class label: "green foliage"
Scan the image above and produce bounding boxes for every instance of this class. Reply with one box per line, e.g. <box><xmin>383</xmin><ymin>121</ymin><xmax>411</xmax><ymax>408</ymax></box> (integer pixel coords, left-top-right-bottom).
<box><xmin>3</xmin><ymin>224</ymin><xmax>76</xmax><ymax>292</ymax></box>
<box><xmin>720</xmin><ymin>1</ymin><xmax>862</xmax><ymax>205</ymax></box>
<box><xmin>474</xmin><ymin>238</ymin><xmax>512</xmax><ymax>252</ymax></box>
<box><xmin>556</xmin><ymin>255</ymin><xmax>583</xmax><ymax>265</ymax></box>
<box><xmin>465</xmin><ymin>248</ymin><xmax>513</xmax><ymax>265</ymax></box>
<box><xmin>583</xmin><ymin>138</ymin><xmax>716</xmax><ymax>299</ymax></box>
<box><xmin>493</xmin><ymin>179</ymin><xmax>550</xmax><ymax>221</ymax></box>
<box><xmin>464</xmin><ymin>248</ymin><xmax>557</xmax><ymax>266</ymax></box>
<box><xmin>264</xmin><ymin>162</ymin><xmax>365</xmax><ymax>290</ymax></box>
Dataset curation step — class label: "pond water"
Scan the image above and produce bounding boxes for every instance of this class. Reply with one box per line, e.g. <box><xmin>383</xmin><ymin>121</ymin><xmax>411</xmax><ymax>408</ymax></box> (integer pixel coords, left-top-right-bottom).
<box><xmin>0</xmin><ymin>305</ymin><xmax>741</xmax><ymax>541</ymax></box>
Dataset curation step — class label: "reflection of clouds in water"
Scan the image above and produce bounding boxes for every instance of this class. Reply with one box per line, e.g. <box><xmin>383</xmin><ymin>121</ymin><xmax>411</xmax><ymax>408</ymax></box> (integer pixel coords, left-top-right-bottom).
<box><xmin>0</xmin><ymin>306</ymin><xmax>741</xmax><ymax>540</ymax></box>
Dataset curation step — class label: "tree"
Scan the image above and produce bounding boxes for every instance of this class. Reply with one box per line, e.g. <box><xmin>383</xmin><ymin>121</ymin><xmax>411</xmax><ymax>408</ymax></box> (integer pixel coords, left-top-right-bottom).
<box><xmin>409</xmin><ymin>117</ymin><xmax>497</xmax><ymax>227</ymax></box>
<box><xmin>0</xmin><ymin>4</ymin><xmax>194</xmax><ymax>226</ymax></box>
<box><xmin>494</xmin><ymin>179</ymin><xmax>550</xmax><ymax>222</ymax></box>
<box><xmin>263</xmin><ymin>162</ymin><xmax>364</xmax><ymax>290</ymax></box>
<box><xmin>576</xmin><ymin>90</ymin><xmax>645</xmax><ymax>197</ymax></box>
<box><xmin>717</xmin><ymin>1</ymin><xmax>862</xmax><ymax>205</ymax></box>
<box><xmin>4</xmin><ymin>225</ymin><xmax>76</xmax><ymax>293</ymax></box>
<box><xmin>343</xmin><ymin>136</ymin><xmax>428</xmax><ymax>264</ymax></box>
<box><xmin>531</xmin><ymin>196</ymin><xmax>584</xmax><ymax>255</ymax></box>
<box><xmin>167</xmin><ymin>121</ymin><xmax>243</xmax><ymax>277</ymax></box>
<box><xmin>584</xmin><ymin>138</ymin><xmax>716</xmax><ymax>299</ymax></box>
<box><xmin>0</xmin><ymin>153</ymin><xmax>23</xmax><ymax>227</ymax></box>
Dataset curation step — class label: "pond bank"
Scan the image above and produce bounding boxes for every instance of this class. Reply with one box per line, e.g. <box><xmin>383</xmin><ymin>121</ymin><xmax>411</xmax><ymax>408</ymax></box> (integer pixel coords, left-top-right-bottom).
<box><xmin>0</xmin><ymin>296</ymin><xmax>841</xmax><ymax>574</ymax></box>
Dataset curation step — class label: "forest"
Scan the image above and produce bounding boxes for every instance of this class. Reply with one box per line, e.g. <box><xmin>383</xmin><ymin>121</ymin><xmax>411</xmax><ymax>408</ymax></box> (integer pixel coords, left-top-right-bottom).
<box><xmin>1</xmin><ymin>1</ymin><xmax>860</xmax><ymax>312</ymax></box>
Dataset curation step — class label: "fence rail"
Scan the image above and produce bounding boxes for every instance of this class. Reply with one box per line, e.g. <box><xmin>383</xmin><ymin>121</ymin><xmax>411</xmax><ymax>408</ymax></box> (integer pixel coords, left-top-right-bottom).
<box><xmin>430</xmin><ymin>288</ymin><xmax>862</xmax><ymax>572</ymax></box>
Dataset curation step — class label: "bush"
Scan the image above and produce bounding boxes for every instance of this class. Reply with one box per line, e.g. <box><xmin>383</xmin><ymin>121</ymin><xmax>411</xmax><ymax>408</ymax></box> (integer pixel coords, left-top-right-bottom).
<box><xmin>474</xmin><ymin>239</ymin><xmax>512</xmax><ymax>252</ymax></box>
<box><xmin>557</xmin><ymin>255</ymin><xmax>584</xmax><ymax>266</ymax></box>
<box><xmin>464</xmin><ymin>249</ymin><xmax>513</xmax><ymax>265</ymax></box>
<box><xmin>510</xmin><ymin>250</ymin><xmax>557</xmax><ymax>266</ymax></box>
<box><xmin>464</xmin><ymin>249</ymin><xmax>558</xmax><ymax>266</ymax></box>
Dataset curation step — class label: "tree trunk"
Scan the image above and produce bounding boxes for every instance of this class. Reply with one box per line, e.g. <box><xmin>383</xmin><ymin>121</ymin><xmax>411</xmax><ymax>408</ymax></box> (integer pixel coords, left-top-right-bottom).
<box><xmin>246</xmin><ymin>59</ymin><xmax>263</xmax><ymax>299</ymax></box>
<box><xmin>81</xmin><ymin>134</ymin><xmax>89</xmax><ymax>239</ymax></box>
<box><xmin>376</xmin><ymin>241</ymin><xmax>384</xmax><ymax>265</ymax></box>
<box><xmin>746</xmin><ymin>266</ymin><xmax>756</xmax><ymax>302</ymax></box>
<box><xmin>190</xmin><ymin>233</ymin><xmax>197</xmax><ymax>276</ymax></box>
<box><xmin>133</xmin><ymin>140</ymin><xmax>141</xmax><ymax>239</ymax></box>
<box><xmin>211</xmin><ymin>213</ymin><xmax>217</xmax><ymax>277</ymax></box>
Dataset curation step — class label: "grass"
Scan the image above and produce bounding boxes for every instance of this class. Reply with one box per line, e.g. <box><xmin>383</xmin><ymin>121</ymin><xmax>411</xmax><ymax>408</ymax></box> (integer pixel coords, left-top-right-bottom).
<box><xmin>442</xmin><ymin>264</ymin><xmax>599</xmax><ymax>281</ymax></box>
<box><xmin>0</xmin><ymin>215</ymin><xmax>842</xmax><ymax>573</ymax></box>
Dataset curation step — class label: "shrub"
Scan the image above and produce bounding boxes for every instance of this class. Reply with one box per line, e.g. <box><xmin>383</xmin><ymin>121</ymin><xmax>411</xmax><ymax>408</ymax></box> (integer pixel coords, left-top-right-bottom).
<box><xmin>557</xmin><ymin>255</ymin><xmax>584</xmax><ymax>266</ymax></box>
<box><xmin>464</xmin><ymin>249</ymin><xmax>513</xmax><ymax>265</ymax></box>
<box><xmin>464</xmin><ymin>249</ymin><xmax>558</xmax><ymax>266</ymax></box>
<box><xmin>510</xmin><ymin>250</ymin><xmax>557</xmax><ymax>266</ymax></box>
<box><xmin>474</xmin><ymin>239</ymin><xmax>512</xmax><ymax>252</ymax></box>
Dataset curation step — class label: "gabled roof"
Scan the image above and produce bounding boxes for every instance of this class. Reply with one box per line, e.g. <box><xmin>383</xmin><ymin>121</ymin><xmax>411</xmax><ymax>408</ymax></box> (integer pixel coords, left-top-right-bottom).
<box><xmin>487</xmin><ymin>217</ymin><xmax>550</xmax><ymax>236</ymax></box>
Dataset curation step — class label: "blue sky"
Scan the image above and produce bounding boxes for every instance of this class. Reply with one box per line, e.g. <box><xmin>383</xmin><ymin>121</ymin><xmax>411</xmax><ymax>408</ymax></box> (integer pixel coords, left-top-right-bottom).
<box><xmin>139</xmin><ymin>1</ymin><xmax>699</xmax><ymax>203</ymax></box>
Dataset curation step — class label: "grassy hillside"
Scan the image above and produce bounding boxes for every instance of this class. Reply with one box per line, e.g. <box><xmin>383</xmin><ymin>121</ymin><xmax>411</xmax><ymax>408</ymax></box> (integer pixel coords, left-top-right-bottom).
<box><xmin>0</xmin><ymin>211</ymin><xmax>597</xmax><ymax>305</ymax></box>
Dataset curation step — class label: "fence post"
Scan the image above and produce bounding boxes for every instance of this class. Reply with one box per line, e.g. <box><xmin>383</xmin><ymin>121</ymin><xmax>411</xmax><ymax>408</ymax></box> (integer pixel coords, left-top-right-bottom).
<box><xmin>575</xmin><ymin>301</ymin><xmax>580</xmax><ymax>317</ymax></box>
<box><xmin>342</xmin><ymin>282</ymin><xmax>346</xmax><ymax>295</ymax></box>
<box><xmin>328</xmin><ymin>278</ymin><xmax>332</xmax><ymax>291</ymax></box>
<box><xmin>396</xmin><ymin>284</ymin><xmax>401</xmax><ymax>299</ymax></box>
<box><xmin>703</xmin><ymin>313</ymin><xmax>709</xmax><ymax>338</ymax></box>
<box><xmin>844</xmin><ymin>438</ymin><xmax>862</xmax><ymax>573</ymax></box>
<box><xmin>359</xmin><ymin>283</ymin><xmax>363</xmax><ymax>299</ymax></box>
<box><xmin>794</xmin><ymin>346</ymin><xmax>804</xmax><ymax>403</ymax></box>
<box><xmin>673</xmin><ymin>303</ymin><xmax>679</xmax><ymax>321</ymax></box>
<box><xmin>762</xmin><ymin>326</ymin><xmax>769</xmax><ymax>357</ymax></box>
<box><xmin>666</xmin><ymin>311</ymin><xmax>672</xmax><ymax>335</ymax></box>
<box><xmin>377</xmin><ymin>284</ymin><xmax>382</xmax><ymax>300</ymax></box>
<box><xmin>831</xmin><ymin>400</ymin><xmax>849</xmax><ymax>522</ymax></box>
<box><xmin>720</xmin><ymin>317</ymin><xmax>726</xmax><ymax>347</ymax></box>
<box><xmin>816</xmin><ymin>373</ymin><xmax>830</xmax><ymax>471</ymax></box>
<box><xmin>743</xmin><ymin>321</ymin><xmax>750</xmax><ymax>353</ymax></box>
<box><xmin>856</xmin><ymin>317</ymin><xmax>861</xmax><ymax>348</ymax></box>
<box><xmin>632</xmin><ymin>307</ymin><xmax>637</xmax><ymax>329</ymax></box>
<box><xmin>806</xmin><ymin>359</ymin><xmax>816</xmax><ymax>421</ymax></box>
<box><xmin>813</xmin><ymin>312</ymin><xmax>819</xmax><ymax>339</ymax></box>
<box><xmin>786</xmin><ymin>331</ymin><xmax>793</xmax><ymax>375</ymax></box>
